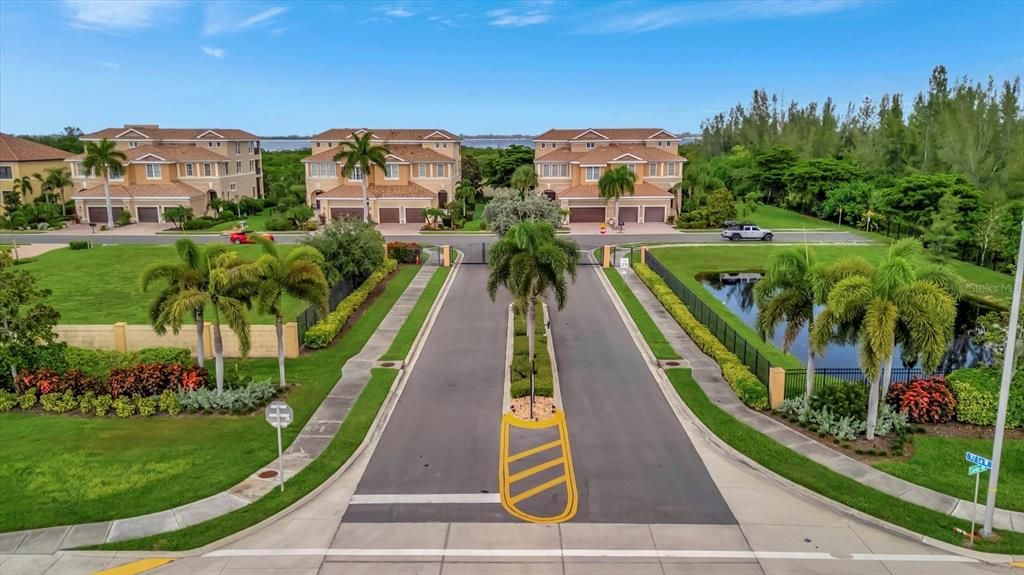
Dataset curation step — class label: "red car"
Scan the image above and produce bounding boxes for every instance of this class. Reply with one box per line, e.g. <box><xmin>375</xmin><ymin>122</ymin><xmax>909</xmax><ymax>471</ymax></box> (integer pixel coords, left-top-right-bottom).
<box><xmin>229</xmin><ymin>230</ymin><xmax>275</xmax><ymax>244</ymax></box>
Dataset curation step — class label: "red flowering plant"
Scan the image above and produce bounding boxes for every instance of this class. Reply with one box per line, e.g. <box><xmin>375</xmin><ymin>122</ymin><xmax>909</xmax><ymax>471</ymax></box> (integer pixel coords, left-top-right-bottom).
<box><xmin>886</xmin><ymin>376</ymin><xmax>957</xmax><ymax>423</ymax></box>
<box><xmin>108</xmin><ymin>363</ymin><xmax>208</xmax><ymax>397</ymax></box>
<box><xmin>16</xmin><ymin>369</ymin><xmax>61</xmax><ymax>394</ymax></box>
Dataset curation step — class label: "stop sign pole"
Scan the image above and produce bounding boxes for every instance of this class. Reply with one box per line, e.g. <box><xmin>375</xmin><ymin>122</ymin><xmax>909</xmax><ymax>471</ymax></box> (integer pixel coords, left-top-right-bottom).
<box><xmin>265</xmin><ymin>400</ymin><xmax>294</xmax><ymax>492</ymax></box>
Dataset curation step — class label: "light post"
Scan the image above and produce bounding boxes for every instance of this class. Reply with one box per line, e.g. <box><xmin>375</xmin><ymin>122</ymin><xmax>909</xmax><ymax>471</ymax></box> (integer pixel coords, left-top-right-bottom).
<box><xmin>981</xmin><ymin>216</ymin><xmax>1024</xmax><ymax>537</ymax></box>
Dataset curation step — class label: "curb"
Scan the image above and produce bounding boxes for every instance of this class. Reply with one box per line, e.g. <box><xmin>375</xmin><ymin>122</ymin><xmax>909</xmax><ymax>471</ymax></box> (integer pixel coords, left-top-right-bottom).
<box><xmin>594</xmin><ymin>263</ymin><xmax>1017</xmax><ymax>566</ymax></box>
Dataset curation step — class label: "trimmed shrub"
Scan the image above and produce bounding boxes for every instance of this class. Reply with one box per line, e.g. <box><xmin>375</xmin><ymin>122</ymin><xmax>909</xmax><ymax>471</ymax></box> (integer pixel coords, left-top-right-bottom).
<box><xmin>137</xmin><ymin>347</ymin><xmax>192</xmax><ymax>365</ymax></box>
<box><xmin>265</xmin><ymin>215</ymin><xmax>297</xmax><ymax>231</ymax></box>
<box><xmin>159</xmin><ymin>389</ymin><xmax>182</xmax><ymax>416</ymax></box>
<box><xmin>947</xmin><ymin>368</ymin><xmax>1024</xmax><ymax>427</ymax></box>
<box><xmin>78</xmin><ymin>391</ymin><xmax>96</xmax><ymax>415</ymax></box>
<box><xmin>107</xmin><ymin>363</ymin><xmax>208</xmax><ymax>398</ymax></box>
<box><xmin>811</xmin><ymin>382</ymin><xmax>868</xmax><ymax>420</ymax></box>
<box><xmin>64</xmin><ymin>346</ymin><xmax>191</xmax><ymax>379</ymax></box>
<box><xmin>387</xmin><ymin>241</ymin><xmax>422</xmax><ymax>264</ymax></box>
<box><xmin>40</xmin><ymin>390</ymin><xmax>78</xmax><ymax>413</ymax></box>
<box><xmin>113</xmin><ymin>396</ymin><xmax>136</xmax><ymax>418</ymax></box>
<box><xmin>509</xmin><ymin>306</ymin><xmax>553</xmax><ymax>398</ymax></box>
<box><xmin>303</xmin><ymin>259</ymin><xmax>398</xmax><ymax>349</ymax></box>
<box><xmin>178</xmin><ymin>380</ymin><xmax>277</xmax><ymax>413</ymax></box>
<box><xmin>18</xmin><ymin>389</ymin><xmax>37</xmax><ymax>410</ymax></box>
<box><xmin>69</xmin><ymin>240</ymin><xmax>90</xmax><ymax>250</ymax></box>
<box><xmin>886</xmin><ymin>377</ymin><xmax>957</xmax><ymax>423</ymax></box>
<box><xmin>634</xmin><ymin>263</ymin><xmax>769</xmax><ymax>410</ymax></box>
<box><xmin>135</xmin><ymin>395</ymin><xmax>158</xmax><ymax>417</ymax></box>
<box><xmin>182</xmin><ymin>216</ymin><xmax>216</xmax><ymax>230</ymax></box>
<box><xmin>0</xmin><ymin>390</ymin><xmax>17</xmax><ymax>412</ymax></box>
<box><xmin>93</xmin><ymin>394</ymin><xmax>113</xmax><ymax>417</ymax></box>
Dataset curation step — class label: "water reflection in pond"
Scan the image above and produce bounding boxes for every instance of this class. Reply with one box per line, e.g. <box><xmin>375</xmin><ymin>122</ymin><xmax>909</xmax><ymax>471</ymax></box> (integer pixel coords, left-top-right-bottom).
<box><xmin>698</xmin><ymin>272</ymin><xmax>994</xmax><ymax>371</ymax></box>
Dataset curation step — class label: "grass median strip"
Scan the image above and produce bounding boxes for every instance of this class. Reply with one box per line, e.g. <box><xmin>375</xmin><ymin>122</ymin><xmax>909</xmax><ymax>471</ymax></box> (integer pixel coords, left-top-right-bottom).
<box><xmin>380</xmin><ymin>266</ymin><xmax>450</xmax><ymax>361</ymax></box>
<box><xmin>665</xmin><ymin>367</ymin><xmax>1024</xmax><ymax>555</ymax></box>
<box><xmin>90</xmin><ymin>368</ymin><xmax>399</xmax><ymax>551</ymax></box>
<box><xmin>603</xmin><ymin>268</ymin><xmax>680</xmax><ymax>360</ymax></box>
<box><xmin>0</xmin><ymin>265</ymin><xmax>419</xmax><ymax>533</ymax></box>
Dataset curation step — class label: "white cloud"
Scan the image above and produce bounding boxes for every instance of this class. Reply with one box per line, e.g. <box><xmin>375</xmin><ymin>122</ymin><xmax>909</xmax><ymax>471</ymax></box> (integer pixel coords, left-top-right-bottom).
<box><xmin>488</xmin><ymin>7</ymin><xmax>551</xmax><ymax>27</ymax></box>
<box><xmin>203</xmin><ymin>2</ymin><xmax>287</xmax><ymax>36</ymax></box>
<box><xmin>590</xmin><ymin>0</ymin><xmax>864</xmax><ymax>34</ymax></box>
<box><xmin>64</xmin><ymin>0</ymin><xmax>180</xmax><ymax>31</ymax></box>
<box><xmin>201</xmin><ymin>46</ymin><xmax>226</xmax><ymax>58</ymax></box>
<box><xmin>384</xmin><ymin>7</ymin><xmax>414</xmax><ymax>18</ymax></box>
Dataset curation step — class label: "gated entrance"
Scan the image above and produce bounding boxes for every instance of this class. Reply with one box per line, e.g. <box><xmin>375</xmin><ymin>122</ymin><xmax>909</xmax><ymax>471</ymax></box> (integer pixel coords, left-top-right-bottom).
<box><xmin>456</xmin><ymin>242</ymin><xmax>488</xmax><ymax>265</ymax></box>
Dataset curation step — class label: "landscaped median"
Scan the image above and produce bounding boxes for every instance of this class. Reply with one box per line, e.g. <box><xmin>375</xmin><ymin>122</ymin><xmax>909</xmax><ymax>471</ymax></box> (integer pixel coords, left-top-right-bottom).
<box><xmin>507</xmin><ymin>303</ymin><xmax>555</xmax><ymax>419</ymax></box>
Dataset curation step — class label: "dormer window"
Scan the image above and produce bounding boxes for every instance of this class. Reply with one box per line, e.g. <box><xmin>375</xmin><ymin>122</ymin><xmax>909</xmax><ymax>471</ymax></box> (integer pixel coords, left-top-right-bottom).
<box><xmin>145</xmin><ymin>164</ymin><xmax>161</xmax><ymax>179</ymax></box>
<box><xmin>128</xmin><ymin>141</ymin><xmax>139</xmax><ymax>148</ymax></box>
<box><xmin>109</xmin><ymin>165</ymin><xmax>123</xmax><ymax>180</ymax></box>
<box><xmin>586</xmin><ymin>142</ymin><xmax>596</xmax><ymax>149</ymax></box>
<box><xmin>385</xmin><ymin>164</ymin><xmax>400</xmax><ymax>179</ymax></box>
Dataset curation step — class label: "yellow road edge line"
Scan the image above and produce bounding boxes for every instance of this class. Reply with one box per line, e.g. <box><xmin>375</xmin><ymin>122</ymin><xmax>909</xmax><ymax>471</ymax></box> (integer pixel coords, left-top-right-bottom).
<box><xmin>510</xmin><ymin>475</ymin><xmax>567</xmax><ymax>505</ymax></box>
<box><xmin>94</xmin><ymin>558</ymin><xmax>173</xmax><ymax>575</ymax></box>
<box><xmin>509</xmin><ymin>456</ymin><xmax>565</xmax><ymax>483</ymax></box>
<box><xmin>508</xmin><ymin>439</ymin><xmax>562</xmax><ymax>463</ymax></box>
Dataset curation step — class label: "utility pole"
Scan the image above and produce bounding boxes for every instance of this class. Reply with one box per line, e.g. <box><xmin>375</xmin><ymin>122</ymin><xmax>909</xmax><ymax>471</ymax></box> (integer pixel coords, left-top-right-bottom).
<box><xmin>982</xmin><ymin>216</ymin><xmax>1024</xmax><ymax>537</ymax></box>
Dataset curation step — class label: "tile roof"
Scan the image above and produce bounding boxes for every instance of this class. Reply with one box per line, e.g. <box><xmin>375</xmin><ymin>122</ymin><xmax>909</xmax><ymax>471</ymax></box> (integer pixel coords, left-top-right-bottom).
<box><xmin>311</xmin><ymin>128</ymin><xmax>459</xmax><ymax>142</ymax></box>
<box><xmin>534</xmin><ymin>149</ymin><xmax>585</xmax><ymax>162</ymax></box>
<box><xmin>535</xmin><ymin>128</ymin><xmax>679</xmax><ymax>141</ymax></box>
<box><xmin>65</xmin><ymin>145</ymin><xmax>227</xmax><ymax>164</ymax></box>
<box><xmin>0</xmin><ymin>133</ymin><xmax>69</xmax><ymax>162</ymax></box>
<box><xmin>303</xmin><ymin>144</ymin><xmax>453</xmax><ymax>163</ymax></box>
<box><xmin>576</xmin><ymin>145</ymin><xmax>683</xmax><ymax>165</ymax></box>
<box><xmin>83</xmin><ymin>125</ymin><xmax>258</xmax><ymax>141</ymax></box>
<box><xmin>557</xmin><ymin>181</ymin><xmax>674</xmax><ymax>199</ymax></box>
<box><xmin>316</xmin><ymin>182</ymin><xmax>434</xmax><ymax>199</ymax></box>
<box><xmin>72</xmin><ymin>182</ymin><xmax>204</xmax><ymax>199</ymax></box>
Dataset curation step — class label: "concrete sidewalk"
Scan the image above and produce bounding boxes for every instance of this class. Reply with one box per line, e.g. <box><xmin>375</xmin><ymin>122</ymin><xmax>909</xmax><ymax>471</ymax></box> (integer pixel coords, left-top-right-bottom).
<box><xmin>616</xmin><ymin>265</ymin><xmax>1024</xmax><ymax>534</ymax></box>
<box><xmin>0</xmin><ymin>260</ymin><xmax>439</xmax><ymax>555</ymax></box>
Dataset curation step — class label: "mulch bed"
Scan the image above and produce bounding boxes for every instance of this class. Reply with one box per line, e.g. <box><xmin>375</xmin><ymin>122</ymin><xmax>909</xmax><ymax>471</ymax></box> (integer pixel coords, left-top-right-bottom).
<box><xmin>509</xmin><ymin>396</ymin><xmax>556</xmax><ymax>422</ymax></box>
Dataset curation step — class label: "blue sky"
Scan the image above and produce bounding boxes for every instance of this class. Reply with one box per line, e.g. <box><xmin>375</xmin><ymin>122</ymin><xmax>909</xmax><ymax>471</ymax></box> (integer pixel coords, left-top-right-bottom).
<box><xmin>0</xmin><ymin>1</ymin><xmax>1021</xmax><ymax>136</ymax></box>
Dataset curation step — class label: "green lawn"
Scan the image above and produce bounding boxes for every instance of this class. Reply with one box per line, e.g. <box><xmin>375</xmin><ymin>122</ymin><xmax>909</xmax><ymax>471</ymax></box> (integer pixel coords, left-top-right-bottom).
<box><xmin>19</xmin><ymin>244</ymin><xmax>308</xmax><ymax>324</ymax></box>
<box><xmin>461</xmin><ymin>202</ymin><xmax>487</xmax><ymax>231</ymax></box>
<box><xmin>875</xmin><ymin>436</ymin><xmax>1023</xmax><ymax>512</ymax></box>
<box><xmin>380</xmin><ymin>267</ymin><xmax>450</xmax><ymax>361</ymax></box>
<box><xmin>666</xmin><ymin>368</ymin><xmax>1024</xmax><ymax>554</ymax></box>
<box><xmin>744</xmin><ymin>205</ymin><xmax>842</xmax><ymax>231</ymax></box>
<box><xmin>0</xmin><ymin>264</ymin><xmax>420</xmax><ymax>532</ymax></box>
<box><xmin>208</xmin><ymin>209</ymin><xmax>274</xmax><ymax>232</ymax></box>
<box><xmin>603</xmin><ymin>268</ymin><xmax>680</xmax><ymax>360</ymax></box>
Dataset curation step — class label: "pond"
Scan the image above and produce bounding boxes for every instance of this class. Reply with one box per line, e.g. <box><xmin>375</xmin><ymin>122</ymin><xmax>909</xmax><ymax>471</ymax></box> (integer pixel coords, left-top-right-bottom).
<box><xmin>699</xmin><ymin>272</ymin><xmax>996</xmax><ymax>372</ymax></box>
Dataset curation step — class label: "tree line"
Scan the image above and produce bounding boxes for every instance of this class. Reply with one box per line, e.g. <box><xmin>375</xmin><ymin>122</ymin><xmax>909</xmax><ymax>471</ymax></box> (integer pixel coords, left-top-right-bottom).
<box><xmin>686</xmin><ymin>65</ymin><xmax>1023</xmax><ymax>270</ymax></box>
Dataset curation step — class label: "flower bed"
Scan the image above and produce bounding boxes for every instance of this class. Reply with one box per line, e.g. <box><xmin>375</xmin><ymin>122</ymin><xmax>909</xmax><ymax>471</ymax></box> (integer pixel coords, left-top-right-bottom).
<box><xmin>633</xmin><ymin>262</ymin><xmax>768</xmax><ymax>410</ymax></box>
<box><xmin>387</xmin><ymin>241</ymin><xmax>422</xmax><ymax>264</ymax></box>
<box><xmin>303</xmin><ymin>259</ymin><xmax>398</xmax><ymax>349</ymax></box>
<box><xmin>886</xmin><ymin>376</ymin><xmax>957</xmax><ymax>424</ymax></box>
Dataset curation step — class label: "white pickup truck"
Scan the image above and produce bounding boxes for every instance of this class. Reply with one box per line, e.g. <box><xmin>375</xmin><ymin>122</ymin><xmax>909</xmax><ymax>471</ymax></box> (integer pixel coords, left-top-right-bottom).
<box><xmin>721</xmin><ymin>221</ymin><xmax>774</xmax><ymax>241</ymax></box>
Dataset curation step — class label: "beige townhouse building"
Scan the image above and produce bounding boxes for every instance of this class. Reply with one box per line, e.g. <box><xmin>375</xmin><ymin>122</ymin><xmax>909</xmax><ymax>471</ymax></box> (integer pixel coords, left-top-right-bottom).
<box><xmin>68</xmin><ymin>125</ymin><xmax>263</xmax><ymax>224</ymax></box>
<box><xmin>0</xmin><ymin>133</ymin><xmax>70</xmax><ymax>214</ymax></box>
<box><xmin>303</xmin><ymin>128</ymin><xmax>460</xmax><ymax>224</ymax></box>
<box><xmin>534</xmin><ymin>128</ymin><xmax>685</xmax><ymax>224</ymax></box>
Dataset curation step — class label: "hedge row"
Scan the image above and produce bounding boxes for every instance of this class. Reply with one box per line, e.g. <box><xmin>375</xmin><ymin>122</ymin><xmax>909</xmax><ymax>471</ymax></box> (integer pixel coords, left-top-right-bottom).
<box><xmin>634</xmin><ymin>263</ymin><xmax>769</xmax><ymax>410</ymax></box>
<box><xmin>510</xmin><ymin>305</ymin><xmax>553</xmax><ymax>398</ymax></box>
<box><xmin>303</xmin><ymin>259</ymin><xmax>398</xmax><ymax>349</ymax></box>
<box><xmin>947</xmin><ymin>368</ymin><xmax>1024</xmax><ymax>428</ymax></box>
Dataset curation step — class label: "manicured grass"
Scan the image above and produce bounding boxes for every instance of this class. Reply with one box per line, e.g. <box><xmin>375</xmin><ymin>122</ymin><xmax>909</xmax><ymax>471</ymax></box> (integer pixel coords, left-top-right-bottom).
<box><xmin>461</xmin><ymin>202</ymin><xmax>487</xmax><ymax>231</ymax></box>
<box><xmin>666</xmin><ymin>367</ymin><xmax>1024</xmax><ymax>555</ymax></box>
<box><xmin>18</xmin><ymin>244</ymin><xmax>308</xmax><ymax>324</ymax></box>
<box><xmin>90</xmin><ymin>368</ymin><xmax>398</xmax><ymax>551</ymax></box>
<box><xmin>745</xmin><ymin>205</ymin><xmax>841</xmax><ymax>230</ymax></box>
<box><xmin>603</xmin><ymin>268</ymin><xmax>680</xmax><ymax>360</ymax></box>
<box><xmin>208</xmin><ymin>209</ymin><xmax>273</xmax><ymax>232</ymax></box>
<box><xmin>0</xmin><ymin>265</ymin><xmax>419</xmax><ymax>532</ymax></box>
<box><xmin>875</xmin><ymin>436</ymin><xmax>1024</xmax><ymax>512</ymax></box>
<box><xmin>380</xmin><ymin>266</ymin><xmax>450</xmax><ymax>361</ymax></box>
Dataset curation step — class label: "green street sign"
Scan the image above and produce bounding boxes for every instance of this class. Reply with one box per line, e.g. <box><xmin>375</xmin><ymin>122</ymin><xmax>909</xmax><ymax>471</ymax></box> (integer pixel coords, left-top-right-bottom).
<box><xmin>968</xmin><ymin>464</ymin><xmax>987</xmax><ymax>476</ymax></box>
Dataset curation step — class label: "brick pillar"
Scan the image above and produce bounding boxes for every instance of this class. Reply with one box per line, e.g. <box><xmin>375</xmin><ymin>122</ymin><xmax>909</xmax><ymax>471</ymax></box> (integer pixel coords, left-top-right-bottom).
<box><xmin>203</xmin><ymin>323</ymin><xmax>213</xmax><ymax>355</ymax></box>
<box><xmin>112</xmin><ymin>322</ymin><xmax>128</xmax><ymax>352</ymax></box>
<box><xmin>284</xmin><ymin>322</ymin><xmax>299</xmax><ymax>358</ymax></box>
<box><xmin>768</xmin><ymin>367</ymin><xmax>786</xmax><ymax>409</ymax></box>
<box><xmin>442</xmin><ymin>245</ymin><xmax>451</xmax><ymax>267</ymax></box>
<box><xmin>602</xmin><ymin>246</ymin><xmax>611</xmax><ymax>268</ymax></box>
<box><xmin>640</xmin><ymin>246</ymin><xmax>648</xmax><ymax>265</ymax></box>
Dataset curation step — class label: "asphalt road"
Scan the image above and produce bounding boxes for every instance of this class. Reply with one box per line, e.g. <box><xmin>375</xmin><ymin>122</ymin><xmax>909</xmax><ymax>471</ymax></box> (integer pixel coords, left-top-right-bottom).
<box><xmin>548</xmin><ymin>266</ymin><xmax>736</xmax><ymax>524</ymax></box>
<box><xmin>343</xmin><ymin>265</ymin><xmax>513</xmax><ymax>522</ymax></box>
<box><xmin>11</xmin><ymin>230</ymin><xmax>870</xmax><ymax>247</ymax></box>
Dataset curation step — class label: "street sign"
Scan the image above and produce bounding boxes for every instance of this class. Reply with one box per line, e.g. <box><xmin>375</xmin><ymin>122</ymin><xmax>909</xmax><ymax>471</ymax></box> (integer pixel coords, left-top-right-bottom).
<box><xmin>618</xmin><ymin>257</ymin><xmax>629</xmax><ymax>269</ymax></box>
<box><xmin>965</xmin><ymin>452</ymin><xmax>992</xmax><ymax>470</ymax></box>
<box><xmin>599</xmin><ymin>225</ymin><xmax>607</xmax><ymax>235</ymax></box>
<box><xmin>265</xmin><ymin>400</ymin><xmax>293</xmax><ymax>491</ymax></box>
<box><xmin>265</xmin><ymin>401</ymin><xmax>294</xmax><ymax>429</ymax></box>
<box><xmin>969</xmin><ymin>465</ymin><xmax>987</xmax><ymax>476</ymax></box>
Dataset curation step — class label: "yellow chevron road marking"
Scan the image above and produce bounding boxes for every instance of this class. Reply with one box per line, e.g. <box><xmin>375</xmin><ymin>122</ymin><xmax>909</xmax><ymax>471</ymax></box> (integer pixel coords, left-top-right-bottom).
<box><xmin>509</xmin><ymin>456</ymin><xmax>565</xmax><ymax>483</ymax></box>
<box><xmin>508</xmin><ymin>439</ymin><xmax>562</xmax><ymax>463</ymax></box>
<box><xmin>499</xmin><ymin>411</ymin><xmax>578</xmax><ymax>524</ymax></box>
<box><xmin>94</xmin><ymin>558</ymin><xmax>173</xmax><ymax>575</ymax></box>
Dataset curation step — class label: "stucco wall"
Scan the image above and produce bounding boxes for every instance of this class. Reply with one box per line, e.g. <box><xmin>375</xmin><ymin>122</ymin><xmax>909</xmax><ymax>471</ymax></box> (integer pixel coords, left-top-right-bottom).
<box><xmin>55</xmin><ymin>322</ymin><xmax>299</xmax><ymax>358</ymax></box>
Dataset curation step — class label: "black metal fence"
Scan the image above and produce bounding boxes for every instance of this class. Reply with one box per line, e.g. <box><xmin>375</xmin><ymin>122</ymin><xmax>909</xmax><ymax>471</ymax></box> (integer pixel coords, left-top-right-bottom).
<box><xmin>645</xmin><ymin>251</ymin><xmax>774</xmax><ymax>386</ymax></box>
<box><xmin>783</xmin><ymin>367</ymin><xmax>949</xmax><ymax>400</ymax></box>
<box><xmin>295</xmin><ymin>273</ymin><xmax>367</xmax><ymax>343</ymax></box>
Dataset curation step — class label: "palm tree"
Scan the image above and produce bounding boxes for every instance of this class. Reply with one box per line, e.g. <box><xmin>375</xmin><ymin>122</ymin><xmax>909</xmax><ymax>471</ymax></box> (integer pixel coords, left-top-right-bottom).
<box><xmin>811</xmin><ymin>239</ymin><xmax>958</xmax><ymax>439</ymax></box>
<box><xmin>249</xmin><ymin>237</ymin><xmax>328</xmax><ymax>388</ymax></box>
<box><xmin>43</xmin><ymin>167</ymin><xmax>72</xmax><ymax>215</ymax></box>
<box><xmin>31</xmin><ymin>173</ymin><xmax>52</xmax><ymax>204</ymax></box>
<box><xmin>203</xmin><ymin>252</ymin><xmax>257</xmax><ymax>393</ymax></box>
<box><xmin>333</xmin><ymin>132</ymin><xmax>389</xmax><ymax>223</ymax></box>
<box><xmin>487</xmin><ymin>221</ymin><xmax>578</xmax><ymax>416</ymax></box>
<box><xmin>455</xmin><ymin>179</ymin><xmax>476</xmax><ymax>217</ymax></box>
<box><xmin>598</xmin><ymin>166</ymin><xmax>636</xmax><ymax>226</ymax></box>
<box><xmin>82</xmin><ymin>139</ymin><xmax>127</xmax><ymax>226</ymax></box>
<box><xmin>142</xmin><ymin>239</ymin><xmax>230</xmax><ymax>369</ymax></box>
<box><xmin>510</xmin><ymin>165</ymin><xmax>537</xmax><ymax>198</ymax></box>
<box><xmin>12</xmin><ymin>176</ymin><xmax>32</xmax><ymax>205</ymax></box>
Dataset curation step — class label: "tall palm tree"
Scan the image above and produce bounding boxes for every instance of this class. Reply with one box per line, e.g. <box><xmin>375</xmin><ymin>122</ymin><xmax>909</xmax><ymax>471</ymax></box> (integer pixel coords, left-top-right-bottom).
<box><xmin>811</xmin><ymin>239</ymin><xmax>958</xmax><ymax>439</ymax></box>
<box><xmin>202</xmin><ymin>252</ymin><xmax>257</xmax><ymax>393</ymax></box>
<box><xmin>12</xmin><ymin>176</ymin><xmax>33</xmax><ymax>205</ymax></box>
<box><xmin>82</xmin><ymin>139</ymin><xmax>127</xmax><ymax>226</ymax></box>
<box><xmin>510</xmin><ymin>165</ymin><xmax>537</xmax><ymax>198</ymax></box>
<box><xmin>249</xmin><ymin>237</ymin><xmax>328</xmax><ymax>388</ymax></box>
<box><xmin>455</xmin><ymin>179</ymin><xmax>476</xmax><ymax>217</ymax></box>
<box><xmin>487</xmin><ymin>221</ymin><xmax>578</xmax><ymax>415</ymax></box>
<box><xmin>142</xmin><ymin>239</ymin><xmax>230</xmax><ymax>368</ymax></box>
<box><xmin>333</xmin><ymin>131</ymin><xmax>390</xmax><ymax>223</ymax></box>
<box><xmin>44</xmin><ymin>167</ymin><xmax>73</xmax><ymax>216</ymax></box>
<box><xmin>31</xmin><ymin>173</ymin><xmax>52</xmax><ymax>204</ymax></box>
<box><xmin>598</xmin><ymin>166</ymin><xmax>636</xmax><ymax>226</ymax></box>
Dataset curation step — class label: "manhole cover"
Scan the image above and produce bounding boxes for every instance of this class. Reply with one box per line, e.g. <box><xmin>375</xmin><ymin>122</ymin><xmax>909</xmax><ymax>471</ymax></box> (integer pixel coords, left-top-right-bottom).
<box><xmin>257</xmin><ymin>469</ymin><xmax>278</xmax><ymax>479</ymax></box>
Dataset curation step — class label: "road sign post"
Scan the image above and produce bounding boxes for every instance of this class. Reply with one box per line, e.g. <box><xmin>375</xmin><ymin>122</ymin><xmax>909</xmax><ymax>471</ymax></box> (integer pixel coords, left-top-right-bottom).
<box><xmin>265</xmin><ymin>400</ymin><xmax>294</xmax><ymax>492</ymax></box>
<box><xmin>966</xmin><ymin>452</ymin><xmax>993</xmax><ymax>545</ymax></box>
